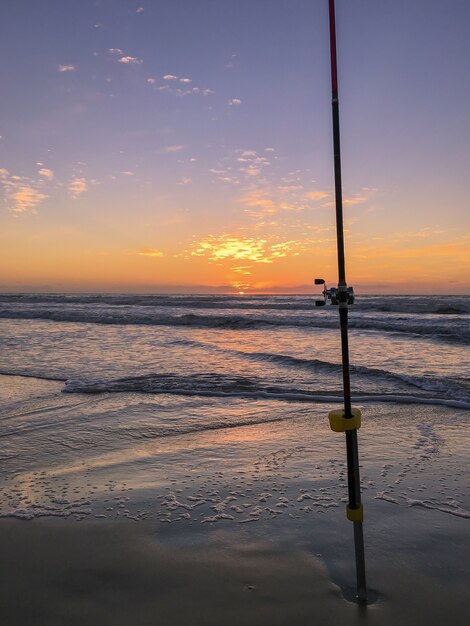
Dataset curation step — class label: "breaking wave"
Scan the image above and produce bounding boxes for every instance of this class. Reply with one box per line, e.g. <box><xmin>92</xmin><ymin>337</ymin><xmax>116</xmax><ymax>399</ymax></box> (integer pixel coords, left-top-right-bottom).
<box><xmin>63</xmin><ymin>372</ymin><xmax>470</xmax><ymax>409</ymax></box>
<box><xmin>0</xmin><ymin>306</ymin><xmax>468</xmax><ymax>343</ymax></box>
<box><xmin>0</xmin><ymin>293</ymin><xmax>469</xmax><ymax>314</ymax></box>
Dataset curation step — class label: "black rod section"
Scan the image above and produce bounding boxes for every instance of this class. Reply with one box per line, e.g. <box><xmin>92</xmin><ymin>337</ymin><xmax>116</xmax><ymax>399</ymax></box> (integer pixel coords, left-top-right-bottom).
<box><xmin>328</xmin><ymin>0</ymin><xmax>367</xmax><ymax>603</ymax></box>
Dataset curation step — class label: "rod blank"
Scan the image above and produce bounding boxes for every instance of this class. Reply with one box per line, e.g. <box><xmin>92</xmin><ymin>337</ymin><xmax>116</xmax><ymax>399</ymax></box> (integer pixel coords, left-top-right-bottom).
<box><xmin>327</xmin><ymin>0</ymin><xmax>367</xmax><ymax>603</ymax></box>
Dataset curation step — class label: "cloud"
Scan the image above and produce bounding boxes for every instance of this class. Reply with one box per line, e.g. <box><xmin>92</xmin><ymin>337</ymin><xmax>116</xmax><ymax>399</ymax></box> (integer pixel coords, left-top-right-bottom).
<box><xmin>228</xmin><ymin>98</ymin><xmax>242</xmax><ymax>106</ymax></box>
<box><xmin>118</xmin><ymin>56</ymin><xmax>143</xmax><ymax>65</ymax></box>
<box><xmin>136</xmin><ymin>7</ymin><xmax>144</xmax><ymax>13</ymax></box>
<box><xmin>240</xmin><ymin>167</ymin><xmax>261</xmax><ymax>177</ymax></box>
<box><xmin>187</xmin><ymin>234</ymin><xmax>308</xmax><ymax>265</ymax></box>
<box><xmin>231</xmin><ymin>266</ymin><xmax>252</xmax><ymax>275</ymax></box>
<box><xmin>208</xmin><ymin>168</ymin><xmax>239</xmax><ymax>185</ymax></box>
<box><xmin>109</xmin><ymin>48</ymin><xmax>124</xmax><ymax>55</ymax></box>
<box><xmin>122</xmin><ymin>171</ymin><xmax>134</xmax><ymax>176</ymax></box>
<box><xmin>57</xmin><ymin>65</ymin><xmax>75</xmax><ymax>72</ymax></box>
<box><xmin>9</xmin><ymin>187</ymin><xmax>47</xmax><ymax>213</ymax></box>
<box><xmin>189</xmin><ymin>235</ymin><xmax>271</xmax><ymax>263</ymax></box>
<box><xmin>224</xmin><ymin>54</ymin><xmax>237</xmax><ymax>69</ymax></box>
<box><xmin>38</xmin><ymin>168</ymin><xmax>54</xmax><ymax>181</ymax></box>
<box><xmin>0</xmin><ymin>168</ymin><xmax>48</xmax><ymax>213</ymax></box>
<box><xmin>239</xmin><ymin>191</ymin><xmax>277</xmax><ymax>215</ymax></box>
<box><xmin>177</xmin><ymin>177</ymin><xmax>192</xmax><ymax>185</ymax></box>
<box><xmin>152</xmin><ymin>75</ymin><xmax>214</xmax><ymax>98</ymax></box>
<box><xmin>135</xmin><ymin>248</ymin><xmax>164</xmax><ymax>257</ymax></box>
<box><xmin>342</xmin><ymin>195</ymin><xmax>369</xmax><ymax>206</ymax></box>
<box><xmin>323</xmin><ymin>189</ymin><xmax>375</xmax><ymax>208</ymax></box>
<box><xmin>68</xmin><ymin>178</ymin><xmax>88</xmax><ymax>198</ymax></box>
<box><xmin>304</xmin><ymin>190</ymin><xmax>330</xmax><ymax>201</ymax></box>
<box><xmin>161</xmin><ymin>144</ymin><xmax>186</xmax><ymax>153</ymax></box>
<box><xmin>234</xmin><ymin>150</ymin><xmax>270</xmax><ymax>182</ymax></box>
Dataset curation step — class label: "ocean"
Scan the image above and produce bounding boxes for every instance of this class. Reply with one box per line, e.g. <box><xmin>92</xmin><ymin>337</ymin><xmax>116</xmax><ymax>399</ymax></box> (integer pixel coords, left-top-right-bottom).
<box><xmin>0</xmin><ymin>293</ymin><xmax>469</xmax><ymax>526</ymax></box>
<box><xmin>0</xmin><ymin>293</ymin><xmax>469</xmax><ymax>407</ymax></box>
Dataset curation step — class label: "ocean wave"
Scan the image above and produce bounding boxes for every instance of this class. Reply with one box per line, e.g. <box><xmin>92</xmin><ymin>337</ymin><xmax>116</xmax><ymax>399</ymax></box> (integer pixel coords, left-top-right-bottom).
<box><xmin>63</xmin><ymin>372</ymin><xmax>470</xmax><ymax>409</ymax></box>
<box><xmin>167</xmin><ymin>338</ymin><xmax>470</xmax><ymax>400</ymax></box>
<box><xmin>215</xmin><ymin>349</ymin><xmax>470</xmax><ymax>401</ymax></box>
<box><xmin>0</xmin><ymin>294</ymin><xmax>469</xmax><ymax>314</ymax></box>
<box><xmin>0</xmin><ymin>306</ymin><xmax>468</xmax><ymax>343</ymax></box>
<box><xmin>0</xmin><ymin>369</ymin><xmax>67</xmax><ymax>383</ymax></box>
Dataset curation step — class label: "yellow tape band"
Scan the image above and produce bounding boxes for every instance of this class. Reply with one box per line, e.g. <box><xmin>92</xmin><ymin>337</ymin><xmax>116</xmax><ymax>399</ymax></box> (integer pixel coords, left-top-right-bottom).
<box><xmin>346</xmin><ymin>503</ymin><xmax>364</xmax><ymax>522</ymax></box>
<box><xmin>328</xmin><ymin>408</ymin><xmax>361</xmax><ymax>432</ymax></box>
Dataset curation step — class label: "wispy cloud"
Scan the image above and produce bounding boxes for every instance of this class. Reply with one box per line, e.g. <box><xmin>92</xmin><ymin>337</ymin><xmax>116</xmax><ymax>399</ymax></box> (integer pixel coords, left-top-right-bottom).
<box><xmin>109</xmin><ymin>48</ymin><xmax>123</xmax><ymax>55</ymax></box>
<box><xmin>231</xmin><ymin>265</ymin><xmax>252</xmax><ymax>275</ymax></box>
<box><xmin>68</xmin><ymin>178</ymin><xmax>88</xmax><ymax>199</ymax></box>
<box><xmin>323</xmin><ymin>188</ymin><xmax>376</xmax><ymax>208</ymax></box>
<box><xmin>135</xmin><ymin>248</ymin><xmax>164</xmax><ymax>257</ymax></box>
<box><xmin>0</xmin><ymin>168</ymin><xmax>48</xmax><ymax>213</ymax></box>
<box><xmin>161</xmin><ymin>145</ymin><xmax>186</xmax><ymax>153</ymax></box>
<box><xmin>177</xmin><ymin>177</ymin><xmax>192</xmax><ymax>185</ymax></box>
<box><xmin>38</xmin><ymin>168</ymin><xmax>54</xmax><ymax>181</ymax></box>
<box><xmin>118</xmin><ymin>56</ymin><xmax>143</xmax><ymax>65</ymax></box>
<box><xmin>224</xmin><ymin>54</ymin><xmax>237</xmax><ymax>69</ymax></box>
<box><xmin>239</xmin><ymin>190</ymin><xmax>277</xmax><ymax>215</ymax></box>
<box><xmin>228</xmin><ymin>98</ymin><xmax>242</xmax><ymax>106</ymax></box>
<box><xmin>149</xmin><ymin>75</ymin><xmax>214</xmax><ymax>97</ymax></box>
<box><xmin>9</xmin><ymin>187</ymin><xmax>47</xmax><ymax>213</ymax></box>
<box><xmin>57</xmin><ymin>64</ymin><xmax>75</xmax><ymax>72</ymax></box>
<box><xmin>304</xmin><ymin>190</ymin><xmax>330</xmax><ymax>201</ymax></box>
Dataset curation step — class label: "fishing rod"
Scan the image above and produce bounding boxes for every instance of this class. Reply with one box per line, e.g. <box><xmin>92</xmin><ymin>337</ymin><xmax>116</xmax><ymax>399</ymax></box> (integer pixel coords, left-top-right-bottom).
<box><xmin>315</xmin><ymin>0</ymin><xmax>367</xmax><ymax>603</ymax></box>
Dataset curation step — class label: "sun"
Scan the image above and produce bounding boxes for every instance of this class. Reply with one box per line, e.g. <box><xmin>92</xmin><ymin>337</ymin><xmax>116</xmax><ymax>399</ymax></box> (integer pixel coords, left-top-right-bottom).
<box><xmin>238</xmin><ymin>290</ymin><xmax>245</xmax><ymax>295</ymax></box>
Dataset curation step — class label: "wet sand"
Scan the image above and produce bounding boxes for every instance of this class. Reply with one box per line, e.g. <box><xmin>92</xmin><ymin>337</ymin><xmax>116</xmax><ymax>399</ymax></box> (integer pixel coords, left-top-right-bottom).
<box><xmin>1</xmin><ymin>518</ymin><xmax>469</xmax><ymax>626</ymax></box>
<box><xmin>0</xmin><ymin>376</ymin><xmax>469</xmax><ymax>625</ymax></box>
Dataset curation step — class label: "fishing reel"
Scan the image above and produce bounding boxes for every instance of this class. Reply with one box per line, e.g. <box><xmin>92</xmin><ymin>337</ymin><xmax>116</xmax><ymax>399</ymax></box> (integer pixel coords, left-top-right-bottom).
<box><xmin>314</xmin><ymin>278</ymin><xmax>354</xmax><ymax>306</ymax></box>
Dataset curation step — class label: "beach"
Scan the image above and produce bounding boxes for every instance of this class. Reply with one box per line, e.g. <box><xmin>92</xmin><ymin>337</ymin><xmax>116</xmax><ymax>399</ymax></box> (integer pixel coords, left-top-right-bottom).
<box><xmin>1</xmin><ymin>375</ymin><xmax>469</xmax><ymax>624</ymax></box>
<box><xmin>0</xmin><ymin>294</ymin><xmax>469</xmax><ymax>624</ymax></box>
<box><xmin>2</xmin><ymin>0</ymin><xmax>469</xmax><ymax>620</ymax></box>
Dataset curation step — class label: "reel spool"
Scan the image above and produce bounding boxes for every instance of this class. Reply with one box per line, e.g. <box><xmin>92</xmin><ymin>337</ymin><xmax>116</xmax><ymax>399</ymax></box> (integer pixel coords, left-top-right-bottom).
<box><xmin>314</xmin><ymin>278</ymin><xmax>354</xmax><ymax>306</ymax></box>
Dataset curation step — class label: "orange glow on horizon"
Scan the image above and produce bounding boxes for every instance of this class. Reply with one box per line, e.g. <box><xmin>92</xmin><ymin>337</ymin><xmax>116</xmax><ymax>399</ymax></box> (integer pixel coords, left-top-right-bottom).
<box><xmin>0</xmin><ymin>217</ymin><xmax>468</xmax><ymax>294</ymax></box>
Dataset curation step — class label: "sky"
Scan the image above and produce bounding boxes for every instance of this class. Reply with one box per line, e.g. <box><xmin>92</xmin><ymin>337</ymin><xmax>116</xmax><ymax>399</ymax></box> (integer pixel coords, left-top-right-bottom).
<box><xmin>0</xmin><ymin>0</ymin><xmax>469</xmax><ymax>294</ymax></box>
